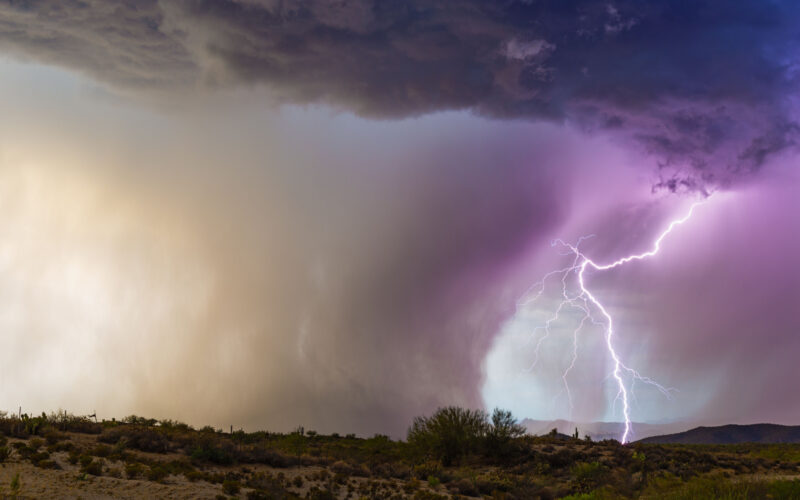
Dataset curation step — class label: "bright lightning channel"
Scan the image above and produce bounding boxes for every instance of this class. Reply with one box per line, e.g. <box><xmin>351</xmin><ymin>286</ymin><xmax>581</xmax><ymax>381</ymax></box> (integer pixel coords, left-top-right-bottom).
<box><xmin>522</xmin><ymin>198</ymin><xmax>707</xmax><ymax>444</ymax></box>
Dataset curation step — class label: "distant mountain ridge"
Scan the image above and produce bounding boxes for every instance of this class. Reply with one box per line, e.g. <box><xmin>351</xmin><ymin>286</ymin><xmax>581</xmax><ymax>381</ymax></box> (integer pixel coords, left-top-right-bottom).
<box><xmin>636</xmin><ymin>424</ymin><xmax>800</xmax><ymax>444</ymax></box>
<box><xmin>521</xmin><ymin>419</ymin><xmax>691</xmax><ymax>441</ymax></box>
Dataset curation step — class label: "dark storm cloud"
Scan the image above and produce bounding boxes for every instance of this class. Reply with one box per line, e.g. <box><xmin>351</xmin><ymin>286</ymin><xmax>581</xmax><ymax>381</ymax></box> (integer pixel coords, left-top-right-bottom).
<box><xmin>0</xmin><ymin>0</ymin><xmax>195</xmax><ymax>87</ymax></box>
<box><xmin>1</xmin><ymin>0</ymin><xmax>799</xmax><ymax>188</ymax></box>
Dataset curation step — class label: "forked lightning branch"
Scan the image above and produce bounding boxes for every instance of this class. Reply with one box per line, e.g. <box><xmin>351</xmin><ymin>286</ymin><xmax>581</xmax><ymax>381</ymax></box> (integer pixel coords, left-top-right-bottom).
<box><xmin>520</xmin><ymin>199</ymin><xmax>708</xmax><ymax>443</ymax></box>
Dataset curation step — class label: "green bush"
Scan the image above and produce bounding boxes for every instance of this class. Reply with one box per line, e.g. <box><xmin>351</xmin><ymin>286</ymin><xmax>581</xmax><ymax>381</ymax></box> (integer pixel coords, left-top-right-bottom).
<box><xmin>407</xmin><ymin>406</ymin><xmax>525</xmax><ymax>465</ymax></box>
<box><xmin>412</xmin><ymin>460</ymin><xmax>442</xmax><ymax>480</ymax></box>
<box><xmin>407</xmin><ymin>407</ymin><xmax>488</xmax><ymax>465</ymax></box>
<box><xmin>190</xmin><ymin>436</ymin><xmax>236</xmax><ymax>464</ymax></box>
<box><xmin>146</xmin><ymin>465</ymin><xmax>169</xmax><ymax>482</ymax></box>
<box><xmin>572</xmin><ymin>462</ymin><xmax>609</xmax><ymax>493</ymax></box>
<box><xmin>91</xmin><ymin>444</ymin><xmax>112</xmax><ymax>457</ymax></box>
<box><xmin>185</xmin><ymin>470</ymin><xmax>204</xmax><ymax>482</ymax></box>
<box><xmin>99</xmin><ymin>427</ymin><xmax>169</xmax><ymax>453</ymax></box>
<box><xmin>35</xmin><ymin>459</ymin><xmax>60</xmax><ymax>469</ymax></box>
<box><xmin>81</xmin><ymin>459</ymin><xmax>103</xmax><ymax>476</ymax></box>
<box><xmin>222</xmin><ymin>479</ymin><xmax>241</xmax><ymax>495</ymax></box>
<box><xmin>79</xmin><ymin>454</ymin><xmax>94</xmax><ymax>467</ymax></box>
<box><xmin>125</xmin><ymin>462</ymin><xmax>145</xmax><ymax>479</ymax></box>
<box><xmin>645</xmin><ymin>475</ymin><xmax>800</xmax><ymax>500</ymax></box>
<box><xmin>484</xmin><ymin>408</ymin><xmax>525</xmax><ymax>459</ymax></box>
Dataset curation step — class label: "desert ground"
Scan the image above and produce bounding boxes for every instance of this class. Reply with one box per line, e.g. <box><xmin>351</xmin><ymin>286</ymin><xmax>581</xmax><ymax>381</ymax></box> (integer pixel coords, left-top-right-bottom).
<box><xmin>1</xmin><ymin>410</ymin><xmax>800</xmax><ymax>499</ymax></box>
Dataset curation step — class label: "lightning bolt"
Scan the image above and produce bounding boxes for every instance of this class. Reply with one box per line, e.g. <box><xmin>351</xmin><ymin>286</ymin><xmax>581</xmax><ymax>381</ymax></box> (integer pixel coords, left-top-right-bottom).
<box><xmin>522</xmin><ymin>198</ymin><xmax>708</xmax><ymax>443</ymax></box>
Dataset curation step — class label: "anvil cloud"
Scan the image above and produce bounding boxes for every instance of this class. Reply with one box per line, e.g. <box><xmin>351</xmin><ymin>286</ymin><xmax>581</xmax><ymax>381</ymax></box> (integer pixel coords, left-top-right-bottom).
<box><xmin>0</xmin><ymin>1</ymin><xmax>798</xmax><ymax>436</ymax></box>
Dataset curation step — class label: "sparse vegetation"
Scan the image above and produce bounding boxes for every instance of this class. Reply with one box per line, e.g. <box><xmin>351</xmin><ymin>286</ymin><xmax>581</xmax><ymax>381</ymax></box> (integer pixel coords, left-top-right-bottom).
<box><xmin>0</xmin><ymin>409</ymin><xmax>796</xmax><ymax>498</ymax></box>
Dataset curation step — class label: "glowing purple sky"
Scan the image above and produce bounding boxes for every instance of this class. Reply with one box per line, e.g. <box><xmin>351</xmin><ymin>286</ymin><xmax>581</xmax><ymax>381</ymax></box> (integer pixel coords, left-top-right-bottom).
<box><xmin>0</xmin><ymin>1</ymin><xmax>798</xmax><ymax>437</ymax></box>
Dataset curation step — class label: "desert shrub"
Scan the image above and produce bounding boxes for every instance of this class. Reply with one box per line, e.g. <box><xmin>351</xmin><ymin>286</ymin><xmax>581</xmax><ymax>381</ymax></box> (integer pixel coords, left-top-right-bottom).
<box><xmin>561</xmin><ymin>487</ymin><xmax>618</xmax><ymax>500</ymax></box>
<box><xmin>186</xmin><ymin>470</ymin><xmax>226</xmax><ymax>484</ymax></box>
<box><xmin>50</xmin><ymin>440</ymin><xmax>74</xmax><ymax>452</ymax></box>
<box><xmin>242</xmin><ymin>446</ymin><xmax>299</xmax><ymax>467</ymax></box>
<box><xmin>769</xmin><ymin>479</ymin><xmax>800</xmax><ymax>498</ymax></box>
<box><xmin>161</xmin><ymin>459</ymin><xmax>196</xmax><ymax>476</ymax></box>
<box><xmin>185</xmin><ymin>470</ymin><xmax>205</xmax><ymax>482</ymax></box>
<box><xmin>546</xmin><ymin>447</ymin><xmax>585</xmax><ymax>469</ymax></box>
<box><xmin>331</xmin><ymin>459</ymin><xmax>357</xmax><ymax>475</ymax></box>
<box><xmin>122</xmin><ymin>415</ymin><xmax>157</xmax><ymax>426</ymax></box>
<box><xmin>474</xmin><ymin>471</ymin><xmax>515</xmax><ymax>495</ymax></box>
<box><xmin>413</xmin><ymin>490</ymin><xmax>448</xmax><ymax>500</ymax></box>
<box><xmin>413</xmin><ymin>460</ymin><xmax>443</xmax><ymax>480</ymax></box>
<box><xmin>484</xmin><ymin>409</ymin><xmax>526</xmax><ymax>459</ymax></box>
<box><xmin>159</xmin><ymin>419</ymin><xmax>193</xmax><ymax>431</ymax></box>
<box><xmin>370</xmin><ymin>461</ymin><xmax>410</xmax><ymax>479</ymax></box>
<box><xmin>146</xmin><ymin>464</ymin><xmax>169</xmax><ymax>482</ymax></box>
<box><xmin>247</xmin><ymin>472</ymin><xmax>298</xmax><ymax>498</ymax></box>
<box><xmin>43</xmin><ymin>429</ymin><xmax>66</xmax><ymax>445</ymax></box>
<box><xmin>56</xmin><ymin>413</ymin><xmax>102</xmax><ymax>434</ymax></box>
<box><xmin>29</xmin><ymin>451</ymin><xmax>51</xmax><ymax>464</ymax></box>
<box><xmin>125</xmin><ymin>462</ymin><xmax>146</xmax><ymax>479</ymax></box>
<box><xmin>35</xmin><ymin>459</ymin><xmax>60</xmax><ymax>469</ymax></box>
<box><xmin>81</xmin><ymin>458</ymin><xmax>103</xmax><ymax>476</ymax></box>
<box><xmin>408</xmin><ymin>407</ymin><xmax>489</xmax><ymax>465</ymax></box>
<box><xmin>223</xmin><ymin>479</ymin><xmax>241</xmax><ymax>495</ymax></box>
<box><xmin>91</xmin><ymin>444</ymin><xmax>113</xmax><ymax>457</ymax></box>
<box><xmin>572</xmin><ymin>462</ymin><xmax>609</xmax><ymax>493</ymax></box>
<box><xmin>449</xmin><ymin>478</ymin><xmax>479</xmax><ymax>496</ymax></box>
<box><xmin>99</xmin><ymin>427</ymin><xmax>170</xmax><ymax>453</ymax></box>
<box><xmin>307</xmin><ymin>487</ymin><xmax>336</xmax><ymax>500</ymax></box>
<box><xmin>190</xmin><ymin>436</ymin><xmax>236</xmax><ymax>464</ymax></box>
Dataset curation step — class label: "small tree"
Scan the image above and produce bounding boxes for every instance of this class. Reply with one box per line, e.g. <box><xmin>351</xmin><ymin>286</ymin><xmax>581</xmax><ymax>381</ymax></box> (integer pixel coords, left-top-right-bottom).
<box><xmin>485</xmin><ymin>408</ymin><xmax>526</xmax><ymax>458</ymax></box>
<box><xmin>407</xmin><ymin>407</ymin><xmax>488</xmax><ymax>465</ymax></box>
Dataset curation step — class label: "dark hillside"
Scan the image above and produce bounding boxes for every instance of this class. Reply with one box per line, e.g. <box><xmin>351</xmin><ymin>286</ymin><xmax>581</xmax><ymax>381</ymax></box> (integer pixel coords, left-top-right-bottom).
<box><xmin>638</xmin><ymin>424</ymin><xmax>800</xmax><ymax>444</ymax></box>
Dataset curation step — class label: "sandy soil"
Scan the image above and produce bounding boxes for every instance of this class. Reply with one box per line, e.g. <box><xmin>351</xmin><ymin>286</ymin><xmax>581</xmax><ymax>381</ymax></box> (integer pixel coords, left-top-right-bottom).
<box><xmin>0</xmin><ymin>461</ymin><xmax>225</xmax><ymax>499</ymax></box>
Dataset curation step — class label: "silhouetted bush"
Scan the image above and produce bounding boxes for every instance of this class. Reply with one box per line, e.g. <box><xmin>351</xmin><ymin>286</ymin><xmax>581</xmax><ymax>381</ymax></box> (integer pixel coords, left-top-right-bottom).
<box><xmin>242</xmin><ymin>446</ymin><xmax>300</xmax><ymax>467</ymax></box>
<box><xmin>223</xmin><ymin>479</ymin><xmax>241</xmax><ymax>494</ymax></box>
<box><xmin>190</xmin><ymin>436</ymin><xmax>236</xmax><ymax>464</ymax></box>
<box><xmin>572</xmin><ymin>461</ymin><xmax>609</xmax><ymax>493</ymax></box>
<box><xmin>81</xmin><ymin>459</ymin><xmax>103</xmax><ymax>476</ymax></box>
<box><xmin>147</xmin><ymin>464</ymin><xmax>169</xmax><ymax>482</ymax></box>
<box><xmin>99</xmin><ymin>427</ymin><xmax>170</xmax><ymax>453</ymax></box>
<box><xmin>408</xmin><ymin>406</ymin><xmax>527</xmax><ymax>465</ymax></box>
<box><xmin>484</xmin><ymin>408</ymin><xmax>526</xmax><ymax>459</ymax></box>
<box><xmin>408</xmin><ymin>407</ymin><xmax>489</xmax><ymax>465</ymax></box>
<box><xmin>125</xmin><ymin>462</ymin><xmax>145</xmax><ymax>479</ymax></box>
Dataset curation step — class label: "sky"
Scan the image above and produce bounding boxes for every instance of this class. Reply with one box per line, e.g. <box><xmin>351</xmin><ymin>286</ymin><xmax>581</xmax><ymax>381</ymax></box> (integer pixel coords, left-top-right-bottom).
<box><xmin>0</xmin><ymin>0</ymin><xmax>798</xmax><ymax>438</ymax></box>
